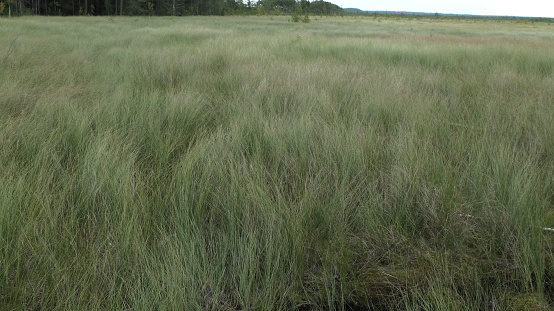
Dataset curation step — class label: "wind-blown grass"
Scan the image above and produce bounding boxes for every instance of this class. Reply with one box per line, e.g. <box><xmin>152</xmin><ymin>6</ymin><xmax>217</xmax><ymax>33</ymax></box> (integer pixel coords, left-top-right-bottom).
<box><xmin>1</xmin><ymin>15</ymin><xmax>553</xmax><ymax>310</ymax></box>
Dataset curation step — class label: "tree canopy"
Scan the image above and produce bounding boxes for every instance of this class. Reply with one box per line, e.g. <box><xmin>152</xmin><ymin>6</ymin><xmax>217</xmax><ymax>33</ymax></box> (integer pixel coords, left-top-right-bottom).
<box><xmin>0</xmin><ymin>0</ymin><xmax>344</xmax><ymax>16</ymax></box>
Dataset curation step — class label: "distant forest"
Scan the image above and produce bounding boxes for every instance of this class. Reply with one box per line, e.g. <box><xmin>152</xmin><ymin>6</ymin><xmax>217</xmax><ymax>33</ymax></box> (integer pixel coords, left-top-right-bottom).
<box><xmin>344</xmin><ymin>8</ymin><xmax>554</xmax><ymax>23</ymax></box>
<box><xmin>0</xmin><ymin>0</ymin><xmax>344</xmax><ymax>16</ymax></box>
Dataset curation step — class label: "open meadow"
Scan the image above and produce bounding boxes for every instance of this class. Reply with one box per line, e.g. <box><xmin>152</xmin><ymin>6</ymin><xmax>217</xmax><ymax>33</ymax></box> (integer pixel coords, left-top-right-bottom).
<box><xmin>1</xmin><ymin>15</ymin><xmax>554</xmax><ymax>310</ymax></box>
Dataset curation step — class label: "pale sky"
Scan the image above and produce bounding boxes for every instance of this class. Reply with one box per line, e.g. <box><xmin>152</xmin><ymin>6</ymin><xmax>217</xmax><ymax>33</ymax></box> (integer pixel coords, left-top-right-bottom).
<box><xmin>332</xmin><ymin>0</ymin><xmax>554</xmax><ymax>18</ymax></box>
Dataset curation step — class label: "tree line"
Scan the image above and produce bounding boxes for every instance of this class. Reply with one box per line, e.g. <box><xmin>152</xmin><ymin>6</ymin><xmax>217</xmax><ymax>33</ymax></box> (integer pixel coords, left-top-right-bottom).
<box><xmin>0</xmin><ymin>0</ymin><xmax>344</xmax><ymax>17</ymax></box>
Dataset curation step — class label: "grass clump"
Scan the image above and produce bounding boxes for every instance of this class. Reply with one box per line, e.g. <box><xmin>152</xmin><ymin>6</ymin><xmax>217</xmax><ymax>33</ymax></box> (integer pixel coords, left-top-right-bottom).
<box><xmin>1</xmin><ymin>16</ymin><xmax>554</xmax><ymax>310</ymax></box>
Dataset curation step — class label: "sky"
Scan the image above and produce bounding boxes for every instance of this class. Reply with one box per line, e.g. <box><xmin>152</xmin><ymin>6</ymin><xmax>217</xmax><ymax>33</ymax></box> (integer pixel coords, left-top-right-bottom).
<box><xmin>330</xmin><ymin>0</ymin><xmax>554</xmax><ymax>18</ymax></box>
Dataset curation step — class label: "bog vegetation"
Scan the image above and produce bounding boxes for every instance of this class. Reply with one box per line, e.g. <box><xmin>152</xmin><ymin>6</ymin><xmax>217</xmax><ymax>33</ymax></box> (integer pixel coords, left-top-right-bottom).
<box><xmin>1</xmin><ymin>15</ymin><xmax>554</xmax><ymax>310</ymax></box>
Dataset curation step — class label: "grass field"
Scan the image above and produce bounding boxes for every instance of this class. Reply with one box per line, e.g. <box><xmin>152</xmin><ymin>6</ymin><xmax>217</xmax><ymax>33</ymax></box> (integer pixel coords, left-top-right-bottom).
<box><xmin>1</xmin><ymin>15</ymin><xmax>554</xmax><ymax>310</ymax></box>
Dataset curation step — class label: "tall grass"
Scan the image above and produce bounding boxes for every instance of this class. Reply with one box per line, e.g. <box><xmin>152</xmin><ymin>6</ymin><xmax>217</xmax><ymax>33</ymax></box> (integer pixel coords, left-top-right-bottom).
<box><xmin>1</xmin><ymin>16</ymin><xmax>554</xmax><ymax>310</ymax></box>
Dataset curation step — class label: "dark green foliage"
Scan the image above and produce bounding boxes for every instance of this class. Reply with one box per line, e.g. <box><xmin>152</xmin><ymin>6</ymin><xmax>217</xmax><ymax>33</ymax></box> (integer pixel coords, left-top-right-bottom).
<box><xmin>262</xmin><ymin>0</ymin><xmax>296</xmax><ymax>13</ymax></box>
<box><xmin>303</xmin><ymin>0</ymin><xmax>342</xmax><ymax>15</ymax></box>
<box><xmin>3</xmin><ymin>0</ymin><xmax>346</xmax><ymax>16</ymax></box>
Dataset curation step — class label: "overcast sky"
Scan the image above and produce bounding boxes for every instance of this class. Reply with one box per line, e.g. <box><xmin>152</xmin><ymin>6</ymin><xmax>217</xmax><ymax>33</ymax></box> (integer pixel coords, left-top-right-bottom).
<box><xmin>331</xmin><ymin>0</ymin><xmax>554</xmax><ymax>18</ymax></box>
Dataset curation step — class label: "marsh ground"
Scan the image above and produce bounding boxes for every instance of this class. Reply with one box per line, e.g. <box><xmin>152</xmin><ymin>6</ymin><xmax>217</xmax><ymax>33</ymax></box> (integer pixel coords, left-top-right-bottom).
<box><xmin>1</xmin><ymin>15</ymin><xmax>554</xmax><ymax>310</ymax></box>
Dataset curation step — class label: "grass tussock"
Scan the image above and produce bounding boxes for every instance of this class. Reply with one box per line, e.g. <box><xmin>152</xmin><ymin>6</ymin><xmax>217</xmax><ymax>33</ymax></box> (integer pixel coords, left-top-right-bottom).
<box><xmin>1</xmin><ymin>16</ymin><xmax>554</xmax><ymax>310</ymax></box>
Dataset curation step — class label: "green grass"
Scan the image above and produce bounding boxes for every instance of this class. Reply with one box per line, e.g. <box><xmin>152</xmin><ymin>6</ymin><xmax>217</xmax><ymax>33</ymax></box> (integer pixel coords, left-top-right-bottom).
<box><xmin>1</xmin><ymin>15</ymin><xmax>554</xmax><ymax>310</ymax></box>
